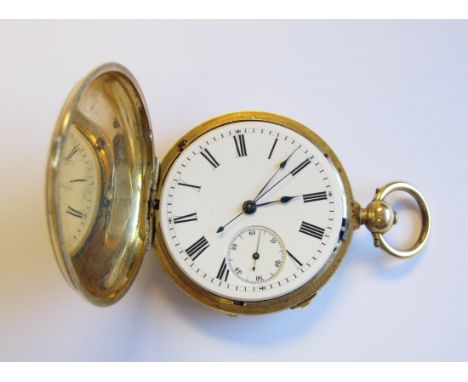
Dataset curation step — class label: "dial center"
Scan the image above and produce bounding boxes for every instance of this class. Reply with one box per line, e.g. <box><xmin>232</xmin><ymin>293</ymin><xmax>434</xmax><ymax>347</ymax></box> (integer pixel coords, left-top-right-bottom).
<box><xmin>242</xmin><ymin>200</ymin><xmax>257</xmax><ymax>214</ymax></box>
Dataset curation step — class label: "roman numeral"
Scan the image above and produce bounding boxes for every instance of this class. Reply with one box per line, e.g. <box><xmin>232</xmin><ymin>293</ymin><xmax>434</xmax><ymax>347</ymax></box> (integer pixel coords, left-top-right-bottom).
<box><xmin>200</xmin><ymin>148</ymin><xmax>220</xmax><ymax>169</ymax></box>
<box><xmin>216</xmin><ymin>258</ymin><xmax>229</xmax><ymax>281</ymax></box>
<box><xmin>185</xmin><ymin>236</ymin><xmax>209</xmax><ymax>260</ymax></box>
<box><xmin>287</xmin><ymin>250</ymin><xmax>303</xmax><ymax>267</ymax></box>
<box><xmin>299</xmin><ymin>221</ymin><xmax>325</xmax><ymax>240</ymax></box>
<box><xmin>173</xmin><ymin>212</ymin><xmax>198</xmax><ymax>224</ymax></box>
<box><xmin>178</xmin><ymin>182</ymin><xmax>201</xmax><ymax>190</ymax></box>
<box><xmin>233</xmin><ymin>134</ymin><xmax>247</xmax><ymax>157</ymax></box>
<box><xmin>290</xmin><ymin>158</ymin><xmax>311</xmax><ymax>176</ymax></box>
<box><xmin>66</xmin><ymin>206</ymin><xmax>84</xmax><ymax>219</ymax></box>
<box><xmin>268</xmin><ymin>137</ymin><xmax>278</xmax><ymax>159</ymax></box>
<box><xmin>303</xmin><ymin>191</ymin><xmax>327</xmax><ymax>203</ymax></box>
<box><xmin>65</xmin><ymin>145</ymin><xmax>79</xmax><ymax>160</ymax></box>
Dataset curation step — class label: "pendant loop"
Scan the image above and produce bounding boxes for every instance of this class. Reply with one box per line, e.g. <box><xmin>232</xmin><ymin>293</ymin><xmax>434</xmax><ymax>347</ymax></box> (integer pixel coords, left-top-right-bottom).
<box><xmin>360</xmin><ymin>182</ymin><xmax>430</xmax><ymax>258</ymax></box>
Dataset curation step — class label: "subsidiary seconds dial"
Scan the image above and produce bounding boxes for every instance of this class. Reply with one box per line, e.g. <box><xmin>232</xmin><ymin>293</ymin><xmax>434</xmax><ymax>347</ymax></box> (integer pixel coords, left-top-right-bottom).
<box><xmin>159</xmin><ymin>120</ymin><xmax>345</xmax><ymax>302</ymax></box>
<box><xmin>226</xmin><ymin>226</ymin><xmax>286</xmax><ymax>284</ymax></box>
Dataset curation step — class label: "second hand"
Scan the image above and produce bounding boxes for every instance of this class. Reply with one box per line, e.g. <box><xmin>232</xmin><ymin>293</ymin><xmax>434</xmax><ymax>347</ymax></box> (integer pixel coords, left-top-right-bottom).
<box><xmin>252</xmin><ymin>230</ymin><xmax>261</xmax><ymax>271</ymax></box>
<box><xmin>216</xmin><ymin>212</ymin><xmax>243</xmax><ymax>234</ymax></box>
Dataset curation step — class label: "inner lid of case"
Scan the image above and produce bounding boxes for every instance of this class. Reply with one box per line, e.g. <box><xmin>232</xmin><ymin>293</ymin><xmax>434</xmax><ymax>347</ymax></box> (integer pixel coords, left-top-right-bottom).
<box><xmin>47</xmin><ymin>63</ymin><xmax>155</xmax><ymax>306</ymax></box>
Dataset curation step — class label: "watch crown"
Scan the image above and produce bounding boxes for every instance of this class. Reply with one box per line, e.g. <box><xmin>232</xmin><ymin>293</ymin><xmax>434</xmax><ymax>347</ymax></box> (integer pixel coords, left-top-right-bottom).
<box><xmin>361</xmin><ymin>200</ymin><xmax>396</xmax><ymax>234</ymax></box>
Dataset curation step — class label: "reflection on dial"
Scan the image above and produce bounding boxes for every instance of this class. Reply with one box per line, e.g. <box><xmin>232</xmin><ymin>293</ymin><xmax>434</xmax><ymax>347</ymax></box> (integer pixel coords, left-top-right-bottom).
<box><xmin>226</xmin><ymin>226</ymin><xmax>286</xmax><ymax>284</ymax></box>
<box><xmin>56</xmin><ymin>125</ymin><xmax>101</xmax><ymax>255</ymax></box>
<box><xmin>160</xmin><ymin>120</ymin><xmax>346</xmax><ymax>302</ymax></box>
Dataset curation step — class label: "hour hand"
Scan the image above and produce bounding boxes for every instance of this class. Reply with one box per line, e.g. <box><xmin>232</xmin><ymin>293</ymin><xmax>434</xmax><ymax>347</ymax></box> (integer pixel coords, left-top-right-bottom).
<box><xmin>256</xmin><ymin>195</ymin><xmax>298</xmax><ymax>207</ymax></box>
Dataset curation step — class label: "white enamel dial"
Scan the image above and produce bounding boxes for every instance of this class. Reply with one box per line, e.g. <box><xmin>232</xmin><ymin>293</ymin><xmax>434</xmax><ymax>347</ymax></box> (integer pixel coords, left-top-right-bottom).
<box><xmin>159</xmin><ymin>120</ymin><xmax>346</xmax><ymax>302</ymax></box>
<box><xmin>56</xmin><ymin>125</ymin><xmax>101</xmax><ymax>254</ymax></box>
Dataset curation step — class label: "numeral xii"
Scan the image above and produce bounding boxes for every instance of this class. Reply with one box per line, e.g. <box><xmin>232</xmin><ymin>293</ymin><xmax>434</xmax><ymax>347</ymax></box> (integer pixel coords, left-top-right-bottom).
<box><xmin>233</xmin><ymin>134</ymin><xmax>247</xmax><ymax>157</ymax></box>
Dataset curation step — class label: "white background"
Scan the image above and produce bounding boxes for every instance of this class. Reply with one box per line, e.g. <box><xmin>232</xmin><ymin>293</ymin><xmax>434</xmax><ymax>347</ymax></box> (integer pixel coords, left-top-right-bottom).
<box><xmin>0</xmin><ymin>20</ymin><xmax>467</xmax><ymax>361</ymax></box>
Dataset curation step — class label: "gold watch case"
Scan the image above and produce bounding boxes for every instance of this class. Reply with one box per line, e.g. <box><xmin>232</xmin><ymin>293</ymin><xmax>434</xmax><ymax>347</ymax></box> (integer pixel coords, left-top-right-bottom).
<box><xmin>46</xmin><ymin>63</ymin><xmax>430</xmax><ymax>313</ymax></box>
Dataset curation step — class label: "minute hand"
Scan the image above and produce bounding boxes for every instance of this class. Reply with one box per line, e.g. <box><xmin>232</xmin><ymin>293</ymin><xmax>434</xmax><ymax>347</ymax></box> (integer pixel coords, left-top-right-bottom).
<box><xmin>256</xmin><ymin>158</ymin><xmax>312</xmax><ymax>201</ymax></box>
<box><xmin>253</xmin><ymin>147</ymin><xmax>298</xmax><ymax>201</ymax></box>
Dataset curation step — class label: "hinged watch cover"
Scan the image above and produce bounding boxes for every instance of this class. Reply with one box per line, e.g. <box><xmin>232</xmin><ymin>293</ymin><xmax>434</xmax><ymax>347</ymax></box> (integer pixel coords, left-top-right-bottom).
<box><xmin>46</xmin><ymin>63</ymin><xmax>156</xmax><ymax>306</ymax></box>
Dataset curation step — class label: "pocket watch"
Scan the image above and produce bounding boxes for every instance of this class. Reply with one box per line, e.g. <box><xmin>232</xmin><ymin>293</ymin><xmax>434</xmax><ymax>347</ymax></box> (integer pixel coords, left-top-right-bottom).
<box><xmin>46</xmin><ymin>63</ymin><xmax>430</xmax><ymax>315</ymax></box>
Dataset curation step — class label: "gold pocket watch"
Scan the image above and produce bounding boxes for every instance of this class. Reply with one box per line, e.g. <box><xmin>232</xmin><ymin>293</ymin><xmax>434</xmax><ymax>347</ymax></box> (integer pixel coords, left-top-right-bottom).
<box><xmin>46</xmin><ymin>63</ymin><xmax>430</xmax><ymax>314</ymax></box>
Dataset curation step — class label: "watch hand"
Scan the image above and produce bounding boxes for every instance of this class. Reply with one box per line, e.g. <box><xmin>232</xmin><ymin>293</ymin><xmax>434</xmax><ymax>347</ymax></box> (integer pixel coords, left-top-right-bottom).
<box><xmin>216</xmin><ymin>211</ymin><xmax>243</xmax><ymax>234</ymax></box>
<box><xmin>256</xmin><ymin>229</ymin><xmax>261</xmax><ymax>252</ymax></box>
<box><xmin>256</xmin><ymin>195</ymin><xmax>298</xmax><ymax>207</ymax></box>
<box><xmin>252</xmin><ymin>231</ymin><xmax>261</xmax><ymax>271</ymax></box>
<box><xmin>253</xmin><ymin>147</ymin><xmax>299</xmax><ymax>201</ymax></box>
<box><xmin>256</xmin><ymin>158</ymin><xmax>311</xmax><ymax>202</ymax></box>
